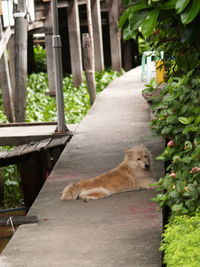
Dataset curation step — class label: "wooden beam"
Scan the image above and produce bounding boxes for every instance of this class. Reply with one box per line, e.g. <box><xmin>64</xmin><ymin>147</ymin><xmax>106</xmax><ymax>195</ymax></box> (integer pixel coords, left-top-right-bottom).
<box><xmin>7</xmin><ymin>35</ymin><xmax>16</xmax><ymax>95</ymax></box>
<box><xmin>14</xmin><ymin>0</ymin><xmax>28</xmax><ymax>122</ymax></box>
<box><xmin>68</xmin><ymin>0</ymin><xmax>83</xmax><ymax>87</ymax></box>
<box><xmin>91</xmin><ymin>0</ymin><xmax>104</xmax><ymax>71</ymax></box>
<box><xmin>0</xmin><ymin>26</ymin><xmax>13</xmax><ymax>60</ymax></box>
<box><xmin>108</xmin><ymin>0</ymin><xmax>122</xmax><ymax>72</ymax></box>
<box><xmin>0</xmin><ymin>21</ymin><xmax>14</xmax><ymax>122</ymax></box>
<box><xmin>0</xmin><ymin>216</ymin><xmax>38</xmax><ymax>226</ymax></box>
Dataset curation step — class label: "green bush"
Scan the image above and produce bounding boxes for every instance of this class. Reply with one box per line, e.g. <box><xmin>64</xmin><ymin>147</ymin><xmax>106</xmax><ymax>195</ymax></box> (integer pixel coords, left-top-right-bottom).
<box><xmin>0</xmin><ymin>165</ymin><xmax>23</xmax><ymax>208</ymax></box>
<box><xmin>161</xmin><ymin>210</ymin><xmax>200</xmax><ymax>267</ymax></box>
<box><xmin>149</xmin><ymin>72</ymin><xmax>200</xmax><ymax>215</ymax></box>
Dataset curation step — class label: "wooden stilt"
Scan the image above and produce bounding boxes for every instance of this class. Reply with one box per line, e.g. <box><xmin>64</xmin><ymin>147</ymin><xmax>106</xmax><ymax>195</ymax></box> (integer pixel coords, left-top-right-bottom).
<box><xmin>13</xmin><ymin>0</ymin><xmax>28</xmax><ymax>122</ymax></box>
<box><xmin>82</xmin><ymin>33</ymin><xmax>96</xmax><ymax>105</ymax></box>
<box><xmin>68</xmin><ymin>0</ymin><xmax>82</xmax><ymax>87</ymax></box>
<box><xmin>108</xmin><ymin>0</ymin><xmax>122</xmax><ymax>72</ymax></box>
<box><xmin>91</xmin><ymin>0</ymin><xmax>104</xmax><ymax>71</ymax></box>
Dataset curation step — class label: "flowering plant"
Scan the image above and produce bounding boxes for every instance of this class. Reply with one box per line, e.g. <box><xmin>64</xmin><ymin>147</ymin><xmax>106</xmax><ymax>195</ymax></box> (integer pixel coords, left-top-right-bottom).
<box><xmin>150</xmin><ymin>73</ymin><xmax>200</xmax><ymax>215</ymax></box>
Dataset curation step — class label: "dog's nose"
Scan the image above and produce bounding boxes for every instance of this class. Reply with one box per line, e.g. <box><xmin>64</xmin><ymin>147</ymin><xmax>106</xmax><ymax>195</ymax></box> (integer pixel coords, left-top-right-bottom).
<box><xmin>145</xmin><ymin>164</ymin><xmax>149</xmax><ymax>169</ymax></box>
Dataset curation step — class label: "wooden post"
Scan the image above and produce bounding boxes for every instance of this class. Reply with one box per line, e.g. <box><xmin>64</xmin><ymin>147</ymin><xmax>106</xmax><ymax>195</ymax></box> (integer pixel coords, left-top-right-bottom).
<box><xmin>108</xmin><ymin>0</ymin><xmax>122</xmax><ymax>72</ymax></box>
<box><xmin>13</xmin><ymin>0</ymin><xmax>28</xmax><ymax>122</ymax></box>
<box><xmin>44</xmin><ymin>2</ymin><xmax>56</xmax><ymax>96</ymax></box>
<box><xmin>0</xmin><ymin>21</ymin><xmax>14</xmax><ymax>122</ymax></box>
<box><xmin>82</xmin><ymin>33</ymin><xmax>96</xmax><ymax>105</ymax></box>
<box><xmin>91</xmin><ymin>0</ymin><xmax>104</xmax><ymax>71</ymax></box>
<box><xmin>86</xmin><ymin>0</ymin><xmax>94</xmax><ymax>68</ymax></box>
<box><xmin>122</xmin><ymin>40</ymin><xmax>133</xmax><ymax>71</ymax></box>
<box><xmin>68</xmin><ymin>0</ymin><xmax>82</xmax><ymax>87</ymax></box>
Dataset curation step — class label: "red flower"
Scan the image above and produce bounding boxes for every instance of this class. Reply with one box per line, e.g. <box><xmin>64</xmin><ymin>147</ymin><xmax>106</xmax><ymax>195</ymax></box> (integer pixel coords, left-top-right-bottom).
<box><xmin>167</xmin><ymin>140</ymin><xmax>174</xmax><ymax>147</ymax></box>
<box><xmin>169</xmin><ymin>172</ymin><xmax>176</xmax><ymax>178</ymax></box>
<box><xmin>190</xmin><ymin>167</ymin><xmax>200</xmax><ymax>173</ymax></box>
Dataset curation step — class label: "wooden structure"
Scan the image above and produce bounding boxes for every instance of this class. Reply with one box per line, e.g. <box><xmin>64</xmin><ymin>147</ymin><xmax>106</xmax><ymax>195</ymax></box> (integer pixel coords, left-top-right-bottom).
<box><xmin>0</xmin><ymin>0</ymin><xmax>139</xmax><ymax>123</ymax></box>
<box><xmin>0</xmin><ymin>135</ymin><xmax>72</xmax><ymax>207</ymax></box>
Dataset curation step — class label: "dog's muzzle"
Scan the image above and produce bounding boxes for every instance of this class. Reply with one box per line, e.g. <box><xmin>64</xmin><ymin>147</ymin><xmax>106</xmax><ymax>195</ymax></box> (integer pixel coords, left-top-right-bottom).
<box><xmin>144</xmin><ymin>163</ymin><xmax>150</xmax><ymax>169</ymax></box>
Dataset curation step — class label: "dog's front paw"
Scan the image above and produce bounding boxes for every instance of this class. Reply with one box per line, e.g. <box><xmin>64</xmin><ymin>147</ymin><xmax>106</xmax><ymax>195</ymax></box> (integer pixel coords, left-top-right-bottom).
<box><xmin>60</xmin><ymin>183</ymin><xmax>80</xmax><ymax>200</ymax></box>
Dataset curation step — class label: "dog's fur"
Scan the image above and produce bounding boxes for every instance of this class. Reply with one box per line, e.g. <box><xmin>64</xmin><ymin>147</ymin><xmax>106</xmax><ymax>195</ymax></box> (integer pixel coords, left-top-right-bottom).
<box><xmin>60</xmin><ymin>145</ymin><xmax>155</xmax><ymax>201</ymax></box>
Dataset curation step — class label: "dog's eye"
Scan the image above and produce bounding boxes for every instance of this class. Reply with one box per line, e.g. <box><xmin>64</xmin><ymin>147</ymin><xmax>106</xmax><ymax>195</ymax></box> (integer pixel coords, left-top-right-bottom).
<box><xmin>137</xmin><ymin>158</ymin><xmax>141</xmax><ymax>161</ymax></box>
<box><xmin>144</xmin><ymin>155</ymin><xmax>148</xmax><ymax>158</ymax></box>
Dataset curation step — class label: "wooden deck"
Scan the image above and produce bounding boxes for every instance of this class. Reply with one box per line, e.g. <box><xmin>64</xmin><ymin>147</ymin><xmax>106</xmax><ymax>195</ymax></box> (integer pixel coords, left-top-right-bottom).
<box><xmin>0</xmin><ymin>67</ymin><xmax>164</xmax><ymax>266</ymax></box>
<box><xmin>0</xmin><ymin>123</ymin><xmax>77</xmax><ymax>146</ymax></box>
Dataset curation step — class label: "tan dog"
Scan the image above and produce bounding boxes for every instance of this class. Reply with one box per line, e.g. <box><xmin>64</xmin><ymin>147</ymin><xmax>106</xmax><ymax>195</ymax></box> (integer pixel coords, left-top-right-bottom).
<box><xmin>60</xmin><ymin>145</ymin><xmax>155</xmax><ymax>201</ymax></box>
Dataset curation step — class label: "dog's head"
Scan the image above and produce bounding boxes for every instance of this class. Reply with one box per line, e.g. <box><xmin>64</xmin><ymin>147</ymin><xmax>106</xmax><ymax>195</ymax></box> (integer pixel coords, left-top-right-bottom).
<box><xmin>125</xmin><ymin>145</ymin><xmax>151</xmax><ymax>170</ymax></box>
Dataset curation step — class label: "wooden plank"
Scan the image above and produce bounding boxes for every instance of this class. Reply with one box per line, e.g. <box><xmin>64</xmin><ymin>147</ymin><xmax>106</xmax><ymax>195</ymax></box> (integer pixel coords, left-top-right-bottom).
<box><xmin>28</xmin><ymin>20</ymin><xmax>44</xmax><ymax>31</ymax></box>
<box><xmin>21</xmin><ymin>142</ymin><xmax>38</xmax><ymax>155</ymax></box>
<box><xmin>0</xmin><ymin>150</ymin><xmax>9</xmax><ymax>158</ymax></box>
<box><xmin>68</xmin><ymin>0</ymin><xmax>83</xmax><ymax>87</ymax></box>
<box><xmin>14</xmin><ymin>0</ymin><xmax>28</xmax><ymax>122</ymax></box>
<box><xmin>91</xmin><ymin>0</ymin><xmax>104</xmax><ymax>71</ymax></box>
<box><xmin>35</xmin><ymin>138</ymin><xmax>52</xmax><ymax>151</ymax></box>
<box><xmin>0</xmin><ymin>122</ymin><xmax>57</xmax><ymax>127</ymax></box>
<box><xmin>108</xmin><ymin>0</ymin><xmax>122</xmax><ymax>72</ymax></box>
<box><xmin>0</xmin><ymin>216</ymin><xmax>38</xmax><ymax>226</ymax></box>
<box><xmin>6</xmin><ymin>144</ymin><xmax>27</xmax><ymax>158</ymax></box>
<box><xmin>47</xmin><ymin>136</ymin><xmax>70</xmax><ymax>148</ymax></box>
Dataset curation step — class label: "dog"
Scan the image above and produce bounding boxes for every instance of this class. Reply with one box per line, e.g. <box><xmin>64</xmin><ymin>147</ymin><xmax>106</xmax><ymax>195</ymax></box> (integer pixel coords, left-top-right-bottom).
<box><xmin>60</xmin><ymin>145</ymin><xmax>155</xmax><ymax>202</ymax></box>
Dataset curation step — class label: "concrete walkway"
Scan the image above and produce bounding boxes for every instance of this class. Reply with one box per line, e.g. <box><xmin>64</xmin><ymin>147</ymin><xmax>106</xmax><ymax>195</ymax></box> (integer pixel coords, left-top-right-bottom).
<box><xmin>0</xmin><ymin>66</ymin><xmax>164</xmax><ymax>267</ymax></box>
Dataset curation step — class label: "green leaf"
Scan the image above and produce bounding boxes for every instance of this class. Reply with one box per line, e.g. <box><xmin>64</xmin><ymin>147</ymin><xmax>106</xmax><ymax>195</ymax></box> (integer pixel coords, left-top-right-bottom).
<box><xmin>176</xmin><ymin>0</ymin><xmax>190</xmax><ymax>14</ymax></box>
<box><xmin>119</xmin><ymin>4</ymin><xmax>148</xmax><ymax>28</ymax></box>
<box><xmin>130</xmin><ymin>10</ymin><xmax>149</xmax><ymax>31</ymax></box>
<box><xmin>141</xmin><ymin>9</ymin><xmax>159</xmax><ymax>38</ymax></box>
<box><xmin>178</xmin><ymin>117</ymin><xmax>193</xmax><ymax>124</ymax></box>
<box><xmin>183</xmin><ymin>124</ymin><xmax>199</xmax><ymax>134</ymax></box>
<box><xmin>161</xmin><ymin>0</ymin><xmax>177</xmax><ymax>10</ymax></box>
<box><xmin>181</xmin><ymin>0</ymin><xmax>200</xmax><ymax>25</ymax></box>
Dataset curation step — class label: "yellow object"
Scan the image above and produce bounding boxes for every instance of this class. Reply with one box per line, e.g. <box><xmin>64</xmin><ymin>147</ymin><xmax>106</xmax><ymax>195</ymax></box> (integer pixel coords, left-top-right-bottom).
<box><xmin>156</xmin><ymin>60</ymin><xmax>165</xmax><ymax>84</ymax></box>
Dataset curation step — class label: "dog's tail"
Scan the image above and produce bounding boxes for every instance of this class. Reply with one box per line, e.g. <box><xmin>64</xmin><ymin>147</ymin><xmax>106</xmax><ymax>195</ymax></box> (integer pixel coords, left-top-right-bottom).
<box><xmin>60</xmin><ymin>183</ymin><xmax>80</xmax><ymax>200</ymax></box>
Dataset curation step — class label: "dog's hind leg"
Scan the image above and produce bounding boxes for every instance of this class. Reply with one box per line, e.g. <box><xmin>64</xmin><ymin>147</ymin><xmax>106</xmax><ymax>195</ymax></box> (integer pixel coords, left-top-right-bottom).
<box><xmin>79</xmin><ymin>187</ymin><xmax>111</xmax><ymax>201</ymax></box>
